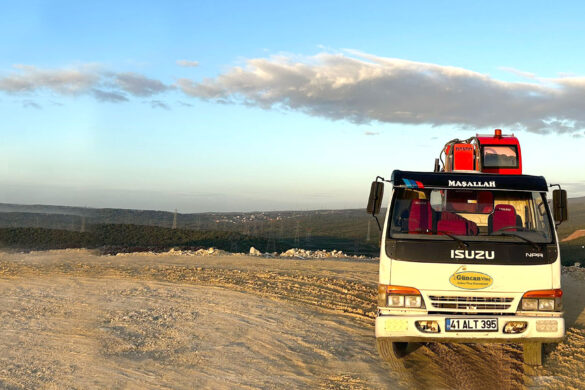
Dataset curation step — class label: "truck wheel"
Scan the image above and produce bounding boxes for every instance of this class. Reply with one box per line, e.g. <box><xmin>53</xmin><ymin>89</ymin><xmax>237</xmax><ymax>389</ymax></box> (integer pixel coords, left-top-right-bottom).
<box><xmin>523</xmin><ymin>342</ymin><xmax>543</xmax><ymax>366</ymax></box>
<box><xmin>376</xmin><ymin>339</ymin><xmax>409</xmax><ymax>363</ymax></box>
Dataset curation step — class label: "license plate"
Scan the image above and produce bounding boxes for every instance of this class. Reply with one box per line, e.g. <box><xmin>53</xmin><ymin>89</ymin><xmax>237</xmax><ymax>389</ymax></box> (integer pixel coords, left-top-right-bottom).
<box><xmin>446</xmin><ymin>318</ymin><xmax>498</xmax><ymax>332</ymax></box>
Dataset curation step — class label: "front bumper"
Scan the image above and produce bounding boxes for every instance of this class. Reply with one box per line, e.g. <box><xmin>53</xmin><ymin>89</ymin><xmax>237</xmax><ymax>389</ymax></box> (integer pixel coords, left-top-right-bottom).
<box><xmin>375</xmin><ymin>313</ymin><xmax>565</xmax><ymax>343</ymax></box>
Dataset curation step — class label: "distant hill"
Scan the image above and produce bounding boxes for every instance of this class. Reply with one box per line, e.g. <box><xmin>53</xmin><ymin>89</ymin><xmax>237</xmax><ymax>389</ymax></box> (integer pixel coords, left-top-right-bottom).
<box><xmin>0</xmin><ymin>196</ymin><xmax>583</xmax><ymax>264</ymax></box>
<box><xmin>0</xmin><ymin>225</ymin><xmax>275</xmax><ymax>254</ymax></box>
<box><xmin>0</xmin><ymin>204</ymin><xmax>381</xmax><ymax>256</ymax></box>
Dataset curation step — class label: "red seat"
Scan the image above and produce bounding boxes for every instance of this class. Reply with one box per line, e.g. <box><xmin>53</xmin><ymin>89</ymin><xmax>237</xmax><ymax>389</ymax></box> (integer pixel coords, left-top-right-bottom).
<box><xmin>437</xmin><ymin>219</ymin><xmax>467</xmax><ymax>235</ymax></box>
<box><xmin>489</xmin><ymin>204</ymin><xmax>517</xmax><ymax>233</ymax></box>
<box><xmin>408</xmin><ymin>199</ymin><xmax>433</xmax><ymax>233</ymax></box>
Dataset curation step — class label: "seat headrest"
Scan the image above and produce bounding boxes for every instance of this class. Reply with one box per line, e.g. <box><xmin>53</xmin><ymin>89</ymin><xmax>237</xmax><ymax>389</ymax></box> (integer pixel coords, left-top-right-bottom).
<box><xmin>494</xmin><ymin>204</ymin><xmax>516</xmax><ymax>214</ymax></box>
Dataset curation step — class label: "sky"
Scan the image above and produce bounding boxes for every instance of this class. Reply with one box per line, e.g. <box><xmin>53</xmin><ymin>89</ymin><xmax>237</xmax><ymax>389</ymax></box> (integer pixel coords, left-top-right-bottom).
<box><xmin>1</xmin><ymin>1</ymin><xmax>584</xmax><ymax>212</ymax></box>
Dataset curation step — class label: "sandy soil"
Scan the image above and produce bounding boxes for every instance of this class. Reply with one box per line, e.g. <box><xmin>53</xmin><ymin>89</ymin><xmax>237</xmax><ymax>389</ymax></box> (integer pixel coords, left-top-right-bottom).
<box><xmin>0</xmin><ymin>250</ymin><xmax>583</xmax><ymax>390</ymax></box>
<box><xmin>562</xmin><ymin>229</ymin><xmax>585</xmax><ymax>242</ymax></box>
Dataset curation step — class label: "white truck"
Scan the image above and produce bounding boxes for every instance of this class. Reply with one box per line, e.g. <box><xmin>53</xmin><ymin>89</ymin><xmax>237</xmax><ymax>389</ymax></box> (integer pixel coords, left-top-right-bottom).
<box><xmin>367</xmin><ymin>130</ymin><xmax>567</xmax><ymax>366</ymax></box>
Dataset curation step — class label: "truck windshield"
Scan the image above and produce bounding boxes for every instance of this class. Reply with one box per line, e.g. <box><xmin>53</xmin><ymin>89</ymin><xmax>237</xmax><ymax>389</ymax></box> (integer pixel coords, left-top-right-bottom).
<box><xmin>388</xmin><ymin>188</ymin><xmax>553</xmax><ymax>244</ymax></box>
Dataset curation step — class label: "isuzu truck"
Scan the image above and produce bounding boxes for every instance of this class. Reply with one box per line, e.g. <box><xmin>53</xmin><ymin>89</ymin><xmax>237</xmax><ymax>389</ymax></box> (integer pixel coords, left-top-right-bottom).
<box><xmin>367</xmin><ymin>130</ymin><xmax>567</xmax><ymax>366</ymax></box>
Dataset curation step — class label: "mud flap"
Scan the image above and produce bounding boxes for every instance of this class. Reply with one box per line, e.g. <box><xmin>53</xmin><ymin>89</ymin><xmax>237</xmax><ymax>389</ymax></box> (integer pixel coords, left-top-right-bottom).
<box><xmin>523</xmin><ymin>342</ymin><xmax>543</xmax><ymax>366</ymax></box>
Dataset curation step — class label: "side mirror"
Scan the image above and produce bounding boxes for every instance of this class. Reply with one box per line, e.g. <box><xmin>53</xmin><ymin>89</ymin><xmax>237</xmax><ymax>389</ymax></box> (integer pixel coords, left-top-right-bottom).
<box><xmin>552</xmin><ymin>189</ymin><xmax>568</xmax><ymax>223</ymax></box>
<box><xmin>367</xmin><ymin>181</ymin><xmax>384</xmax><ymax>215</ymax></box>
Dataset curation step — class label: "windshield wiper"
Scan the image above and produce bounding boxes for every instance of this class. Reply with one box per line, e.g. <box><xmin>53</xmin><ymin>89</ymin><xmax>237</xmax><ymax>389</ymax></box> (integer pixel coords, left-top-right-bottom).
<box><xmin>440</xmin><ymin>232</ymin><xmax>469</xmax><ymax>249</ymax></box>
<box><xmin>493</xmin><ymin>231</ymin><xmax>540</xmax><ymax>251</ymax></box>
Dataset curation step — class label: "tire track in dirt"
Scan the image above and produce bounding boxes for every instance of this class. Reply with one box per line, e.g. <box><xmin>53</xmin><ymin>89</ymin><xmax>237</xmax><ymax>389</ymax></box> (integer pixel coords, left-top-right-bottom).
<box><xmin>0</xmin><ymin>261</ymin><xmax>378</xmax><ymax>324</ymax></box>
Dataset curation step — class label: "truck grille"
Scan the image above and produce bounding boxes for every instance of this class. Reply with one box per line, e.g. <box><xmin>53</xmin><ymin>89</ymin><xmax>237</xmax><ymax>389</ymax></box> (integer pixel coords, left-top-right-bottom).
<box><xmin>429</xmin><ymin>295</ymin><xmax>514</xmax><ymax>311</ymax></box>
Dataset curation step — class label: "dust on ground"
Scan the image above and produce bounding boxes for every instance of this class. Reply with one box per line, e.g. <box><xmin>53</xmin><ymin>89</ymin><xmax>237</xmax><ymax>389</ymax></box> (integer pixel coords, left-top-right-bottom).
<box><xmin>0</xmin><ymin>249</ymin><xmax>584</xmax><ymax>390</ymax></box>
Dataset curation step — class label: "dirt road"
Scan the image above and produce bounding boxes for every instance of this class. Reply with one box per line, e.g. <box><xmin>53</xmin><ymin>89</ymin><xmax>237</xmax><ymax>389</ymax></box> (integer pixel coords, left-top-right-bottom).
<box><xmin>0</xmin><ymin>250</ymin><xmax>583</xmax><ymax>389</ymax></box>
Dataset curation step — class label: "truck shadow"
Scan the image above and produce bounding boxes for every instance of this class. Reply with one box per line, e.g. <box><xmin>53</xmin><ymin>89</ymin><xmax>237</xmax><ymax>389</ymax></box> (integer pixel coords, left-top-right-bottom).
<box><xmin>388</xmin><ymin>343</ymin><xmax>527</xmax><ymax>390</ymax></box>
<box><xmin>382</xmin><ymin>272</ymin><xmax>585</xmax><ymax>389</ymax></box>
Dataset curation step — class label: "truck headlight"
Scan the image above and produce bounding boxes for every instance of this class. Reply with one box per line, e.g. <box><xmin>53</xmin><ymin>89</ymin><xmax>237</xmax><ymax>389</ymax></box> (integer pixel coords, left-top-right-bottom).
<box><xmin>388</xmin><ymin>295</ymin><xmax>405</xmax><ymax>307</ymax></box>
<box><xmin>405</xmin><ymin>296</ymin><xmax>422</xmax><ymax>308</ymax></box>
<box><xmin>521</xmin><ymin>299</ymin><xmax>538</xmax><ymax>311</ymax></box>
<box><xmin>520</xmin><ymin>289</ymin><xmax>562</xmax><ymax>312</ymax></box>
<box><xmin>538</xmin><ymin>299</ymin><xmax>555</xmax><ymax>311</ymax></box>
<box><xmin>378</xmin><ymin>285</ymin><xmax>425</xmax><ymax>308</ymax></box>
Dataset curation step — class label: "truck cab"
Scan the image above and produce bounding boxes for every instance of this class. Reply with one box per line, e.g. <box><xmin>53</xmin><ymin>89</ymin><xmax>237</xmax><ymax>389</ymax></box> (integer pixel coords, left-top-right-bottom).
<box><xmin>367</xmin><ymin>130</ymin><xmax>568</xmax><ymax>366</ymax></box>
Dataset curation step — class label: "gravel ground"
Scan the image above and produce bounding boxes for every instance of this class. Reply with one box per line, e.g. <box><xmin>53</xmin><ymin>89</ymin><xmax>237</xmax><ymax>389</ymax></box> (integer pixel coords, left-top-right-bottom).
<box><xmin>0</xmin><ymin>249</ymin><xmax>583</xmax><ymax>390</ymax></box>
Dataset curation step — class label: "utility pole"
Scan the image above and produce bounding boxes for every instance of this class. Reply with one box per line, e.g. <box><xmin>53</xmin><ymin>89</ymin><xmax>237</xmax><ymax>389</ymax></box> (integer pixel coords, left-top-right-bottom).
<box><xmin>172</xmin><ymin>209</ymin><xmax>178</xmax><ymax>229</ymax></box>
<box><xmin>294</xmin><ymin>220</ymin><xmax>300</xmax><ymax>247</ymax></box>
<box><xmin>367</xmin><ymin>219</ymin><xmax>371</xmax><ymax>242</ymax></box>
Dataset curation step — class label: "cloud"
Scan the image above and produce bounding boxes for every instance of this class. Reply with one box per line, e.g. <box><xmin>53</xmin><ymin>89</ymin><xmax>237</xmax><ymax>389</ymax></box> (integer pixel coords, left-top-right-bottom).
<box><xmin>0</xmin><ymin>64</ymin><xmax>101</xmax><ymax>95</ymax></box>
<box><xmin>114</xmin><ymin>72</ymin><xmax>172</xmax><ymax>96</ymax></box>
<box><xmin>499</xmin><ymin>66</ymin><xmax>537</xmax><ymax>80</ymax></box>
<box><xmin>22</xmin><ymin>99</ymin><xmax>41</xmax><ymax>109</ymax></box>
<box><xmin>92</xmin><ymin>88</ymin><xmax>128</xmax><ymax>102</ymax></box>
<box><xmin>177</xmin><ymin>100</ymin><xmax>193</xmax><ymax>107</ymax></box>
<box><xmin>364</xmin><ymin>131</ymin><xmax>379</xmax><ymax>136</ymax></box>
<box><xmin>6</xmin><ymin>54</ymin><xmax>585</xmax><ymax>135</ymax></box>
<box><xmin>0</xmin><ymin>64</ymin><xmax>171</xmax><ymax>103</ymax></box>
<box><xmin>177</xmin><ymin>50</ymin><xmax>585</xmax><ymax>134</ymax></box>
<box><xmin>176</xmin><ymin>59</ymin><xmax>199</xmax><ymax>68</ymax></box>
<box><xmin>148</xmin><ymin>100</ymin><xmax>170</xmax><ymax>110</ymax></box>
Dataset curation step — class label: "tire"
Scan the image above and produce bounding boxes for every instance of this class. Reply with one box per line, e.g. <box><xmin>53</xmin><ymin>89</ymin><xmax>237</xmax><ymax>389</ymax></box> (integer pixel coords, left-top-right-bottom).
<box><xmin>523</xmin><ymin>342</ymin><xmax>543</xmax><ymax>366</ymax></box>
<box><xmin>376</xmin><ymin>339</ymin><xmax>409</xmax><ymax>362</ymax></box>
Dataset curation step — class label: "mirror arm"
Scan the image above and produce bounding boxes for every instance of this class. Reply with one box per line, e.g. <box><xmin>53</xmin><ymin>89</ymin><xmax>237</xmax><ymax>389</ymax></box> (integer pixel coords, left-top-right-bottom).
<box><xmin>374</xmin><ymin>215</ymin><xmax>382</xmax><ymax>232</ymax></box>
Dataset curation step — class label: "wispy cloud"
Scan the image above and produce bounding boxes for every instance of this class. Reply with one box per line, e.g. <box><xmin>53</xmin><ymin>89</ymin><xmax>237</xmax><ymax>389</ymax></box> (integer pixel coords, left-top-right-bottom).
<box><xmin>0</xmin><ymin>64</ymin><xmax>101</xmax><ymax>94</ymax></box>
<box><xmin>0</xmin><ymin>64</ymin><xmax>171</xmax><ymax>104</ymax></box>
<box><xmin>176</xmin><ymin>59</ymin><xmax>199</xmax><ymax>68</ymax></box>
<box><xmin>92</xmin><ymin>88</ymin><xmax>128</xmax><ymax>102</ymax></box>
<box><xmin>148</xmin><ymin>100</ymin><xmax>170</xmax><ymax>110</ymax></box>
<box><xmin>364</xmin><ymin>131</ymin><xmax>379</xmax><ymax>136</ymax></box>
<box><xmin>114</xmin><ymin>72</ymin><xmax>172</xmax><ymax>96</ymax></box>
<box><xmin>177</xmin><ymin>100</ymin><xmax>193</xmax><ymax>107</ymax></box>
<box><xmin>22</xmin><ymin>99</ymin><xmax>41</xmax><ymax>109</ymax></box>
<box><xmin>177</xmin><ymin>50</ymin><xmax>585</xmax><ymax>134</ymax></box>
<box><xmin>498</xmin><ymin>66</ymin><xmax>537</xmax><ymax>80</ymax></box>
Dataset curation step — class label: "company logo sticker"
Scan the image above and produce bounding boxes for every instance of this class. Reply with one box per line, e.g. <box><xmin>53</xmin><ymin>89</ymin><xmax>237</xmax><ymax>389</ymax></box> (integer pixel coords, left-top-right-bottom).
<box><xmin>448</xmin><ymin>180</ymin><xmax>496</xmax><ymax>188</ymax></box>
<box><xmin>449</xmin><ymin>269</ymin><xmax>493</xmax><ymax>290</ymax></box>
